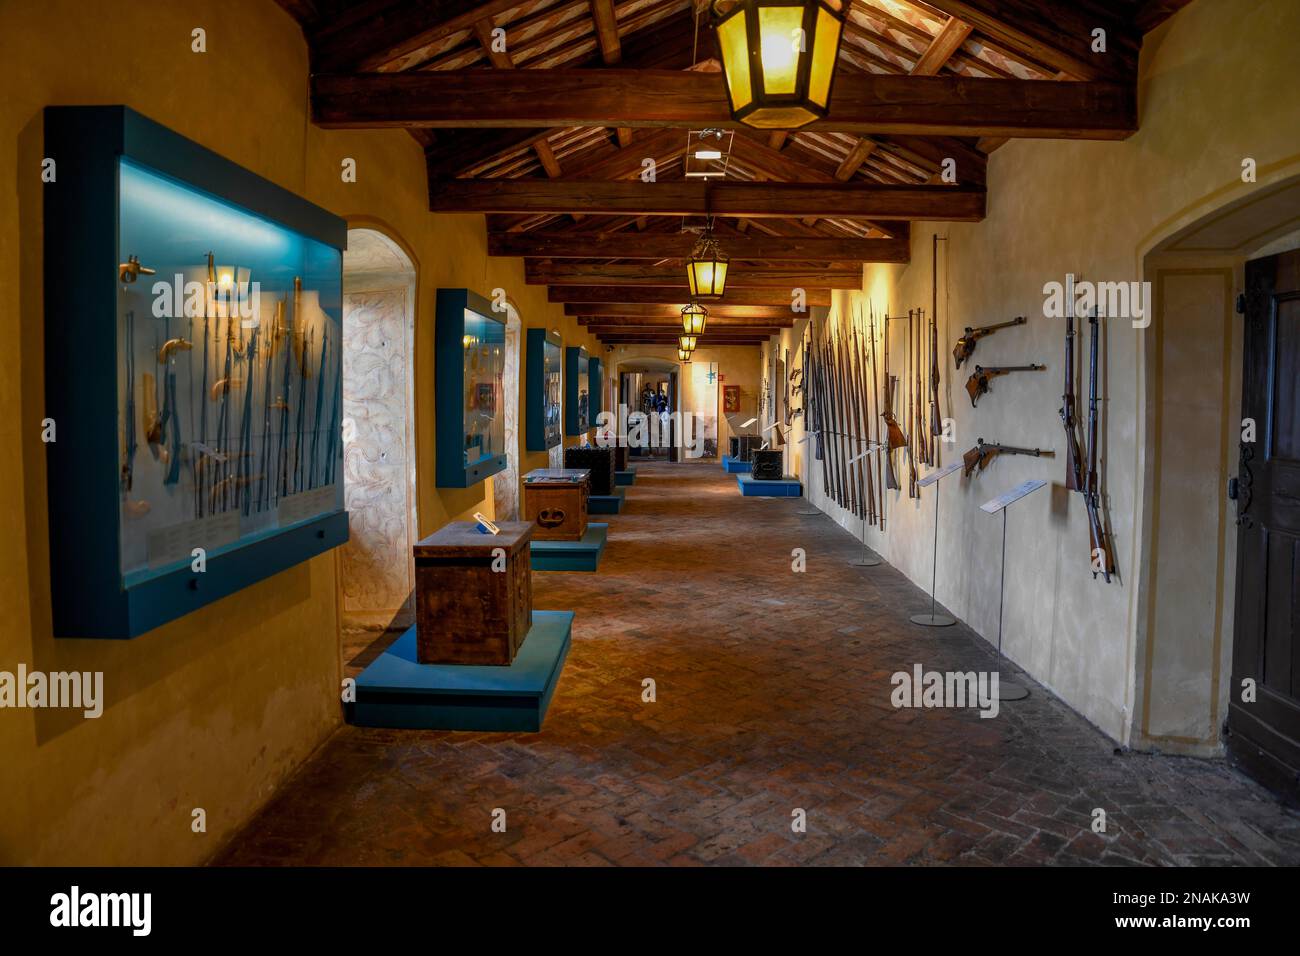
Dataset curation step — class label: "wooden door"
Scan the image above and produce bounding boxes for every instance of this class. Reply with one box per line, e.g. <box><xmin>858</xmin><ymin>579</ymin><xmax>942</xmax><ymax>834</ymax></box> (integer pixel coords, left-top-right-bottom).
<box><xmin>1229</xmin><ymin>249</ymin><xmax>1300</xmax><ymax>802</ymax></box>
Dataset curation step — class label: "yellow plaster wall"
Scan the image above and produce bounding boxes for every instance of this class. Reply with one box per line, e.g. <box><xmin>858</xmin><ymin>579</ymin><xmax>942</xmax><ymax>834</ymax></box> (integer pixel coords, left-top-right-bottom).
<box><xmin>809</xmin><ymin>0</ymin><xmax>1300</xmax><ymax>743</ymax></box>
<box><xmin>0</xmin><ymin>0</ymin><xmax>598</xmax><ymax>864</ymax></box>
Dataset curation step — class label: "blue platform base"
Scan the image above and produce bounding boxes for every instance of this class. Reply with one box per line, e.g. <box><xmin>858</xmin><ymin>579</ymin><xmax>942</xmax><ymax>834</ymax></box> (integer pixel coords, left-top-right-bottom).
<box><xmin>738</xmin><ymin>474</ymin><xmax>803</xmax><ymax>497</ymax></box>
<box><xmin>588</xmin><ymin>486</ymin><xmax>626</xmax><ymax>514</ymax></box>
<box><xmin>531</xmin><ymin>522</ymin><xmax>608</xmax><ymax>571</ymax></box>
<box><xmin>347</xmin><ymin>610</ymin><xmax>573</xmax><ymax>732</ymax></box>
<box><xmin>722</xmin><ymin>455</ymin><xmax>752</xmax><ymax>473</ymax></box>
<box><xmin>614</xmin><ymin>468</ymin><xmax>636</xmax><ymax>486</ymax></box>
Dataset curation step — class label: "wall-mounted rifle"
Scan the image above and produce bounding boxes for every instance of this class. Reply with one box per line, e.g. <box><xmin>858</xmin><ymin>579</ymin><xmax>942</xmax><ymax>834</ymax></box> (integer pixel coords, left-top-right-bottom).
<box><xmin>953</xmin><ymin>316</ymin><xmax>1027</xmax><ymax>370</ymax></box>
<box><xmin>879</xmin><ymin>311</ymin><xmax>905</xmax><ymax>491</ymax></box>
<box><xmin>961</xmin><ymin>439</ymin><xmax>1053</xmax><ymax>478</ymax></box>
<box><xmin>965</xmin><ymin>363</ymin><xmax>1046</xmax><ymax>407</ymax></box>
<box><xmin>1085</xmin><ymin>313</ymin><xmax>1113</xmax><ymax>581</ymax></box>
<box><xmin>868</xmin><ymin>306</ymin><xmax>890</xmax><ymax>519</ymax></box>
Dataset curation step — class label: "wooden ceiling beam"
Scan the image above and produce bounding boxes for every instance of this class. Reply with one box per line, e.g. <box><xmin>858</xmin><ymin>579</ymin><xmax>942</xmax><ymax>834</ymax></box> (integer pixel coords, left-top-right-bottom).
<box><xmin>490</xmin><ymin>231</ymin><xmax>908</xmax><ymax>261</ymax></box>
<box><xmin>549</xmin><ymin>286</ymin><xmax>831</xmax><ymax>306</ymax></box>
<box><xmin>525</xmin><ymin>261</ymin><xmax>862</xmax><ymax>288</ymax></box>
<box><xmin>920</xmin><ymin>0</ymin><xmax>1139</xmax><ymax>81</ymax></box>
<box><xmin>566</xmin><ymin>304</ymin><xmax>796</xmax><ymax>319</ymax></box>
<box><xmin>312</xmin><ymin>70</ymin><xmax>1137</xmax><ymax>140</ymax></box>
<box><xmin>590</xmin><ymin>0</ymin><xmax>622</xmax><ymax>64</ymax></box>
<box><xmin>432</xmin><ymin>180</ymin><xmax>984</xmax><ymax>220</ymax></box>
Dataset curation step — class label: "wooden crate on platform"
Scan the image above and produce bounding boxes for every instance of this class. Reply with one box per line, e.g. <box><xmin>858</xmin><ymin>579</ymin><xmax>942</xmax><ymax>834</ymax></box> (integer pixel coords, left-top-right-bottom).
<box><xmin>523</xmin><ymin>468</ymin><xmax>590</xmax><ymax>541</ymax></box>
<box><xmin>413</xmin><ymin>521</ymin><xmax>533</xmax><ymax>665</ymax></box>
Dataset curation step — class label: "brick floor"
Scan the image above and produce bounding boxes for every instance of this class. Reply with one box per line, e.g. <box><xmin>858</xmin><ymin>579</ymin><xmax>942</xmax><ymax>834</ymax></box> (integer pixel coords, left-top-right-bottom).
<box><xmin>213</xmin><ymin>460</ymin><xmax>1300</xmax><ymax>866</ymax></box>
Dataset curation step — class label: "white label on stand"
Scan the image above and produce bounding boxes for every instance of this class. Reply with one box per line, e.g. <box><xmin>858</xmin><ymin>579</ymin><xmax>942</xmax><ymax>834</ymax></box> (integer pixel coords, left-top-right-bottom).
<box><xmin>918</xmin><ymin>460</ymin><xmax>963</xmax><ymax>488</ymax></box>
<box><xmin>147</xmin><ymin>513</ymin><xmax>240</xmax><ymax>569</ymax></box>
<box><xmin>980</xmin><ymin>479</ymin><xmax>1048</xmax><ymax>514</ymax></box>
<box><xmin>278</xmin><ymin>485</ymin><xmax>337</xmax><ymax>526</ymax></box>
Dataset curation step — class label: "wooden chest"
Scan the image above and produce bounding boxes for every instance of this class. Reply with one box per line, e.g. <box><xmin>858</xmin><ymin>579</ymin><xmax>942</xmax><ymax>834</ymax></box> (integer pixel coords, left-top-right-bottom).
<box><xmin>522</xmin><ymin>468</ymin><xmax>590</xmax><ymax>541</ymax></box>
<box><xmin>413</xmin><ymin>520</ymin><xmax>533</xmax><ymax>665</ymax></box>
<box><xmin>564</xmin><ymin>445</ymin><xmax>616</xmax><ymax>495</ymax></box>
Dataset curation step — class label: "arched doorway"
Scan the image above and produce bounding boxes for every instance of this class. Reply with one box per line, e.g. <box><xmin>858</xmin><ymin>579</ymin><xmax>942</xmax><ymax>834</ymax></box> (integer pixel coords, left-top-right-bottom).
<box><xmin>339</xmin><ymin>227</ymin><xmax>418</xmax><ymax>631</ymax></box>
<box><xmin>616</xmin><ymin>356</ymin><xmax>680</xmax><ymax>462</ymax></box>
<box><xmin>1133</xmin><ymin>172</ymin><xmax>1300</xmax><ymax>781</ymax></box>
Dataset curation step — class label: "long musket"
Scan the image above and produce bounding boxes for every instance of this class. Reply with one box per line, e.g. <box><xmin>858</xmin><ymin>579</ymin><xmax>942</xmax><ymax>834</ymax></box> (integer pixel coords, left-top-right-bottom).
<box><xmin>907</xmin><ymin>311</ymin><xmax>919</xmax><ymax>496</ymax></box>
<box><xmin>851</xmin><ymin>321</ymin><xmax>874</xmax><ymax>525</ymax></box>
<box><xmin>1060</xmin><ymin>312</ymin><xmax>1083</xmax><ymax>492</ymax></box>
<box><xmin>868</xmin><ymin>307</ymin><xmax>888</xmax><ymax>518</ymax></box>
<box><xmin>953</xmin><ymin>316</ymin><xmax>1027</xmax><ymax>369</ymax></box>
<box><xmin>930</xmin><ymin>236</ymin><xmax>942</xmax><ymax>462</ymax></box>
<box><xmin>880</xmin><ymin>312</ymin><xmax>907</xmax><ymax>457</ymax></box>
<box><xmin>914</xmin><ymin>308</ymin><xmax>926</xmax><ymax>469</ymax></box>
<box><xmin>965</xmin><ymin>363</ymin><xmax>1046</xmax><ymax>407</ymax></box>
<box><xmin>1085</xmin><ymin>312</ymin><xmax>1113</xmax><ymax>582</ymax></box>
<box><xmin>844</xmin><ymin>329</ymin><xmax>865</xmax><ymax>520</ymax></box>
<box><xmin>837</xmin><ymin>332</ymin><xmax>857</xmax><ymax>520</ymax></box>
<box><xmin>961</xmin><ymin>439</ymin><xmax>1053</xmax><ymax>478</ymax></box>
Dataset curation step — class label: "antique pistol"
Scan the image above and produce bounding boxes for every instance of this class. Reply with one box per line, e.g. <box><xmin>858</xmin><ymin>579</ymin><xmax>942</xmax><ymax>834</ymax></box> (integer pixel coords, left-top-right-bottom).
<box><xmin>961</xmin><ymin>439</ymin><xmax>1052</xmax><ymax>478</ymax></box>
<box><xmin>965</xmin><ymin>363</ymin><xmax>1045</xmax><ymax>407</ymax></box>
<box><xmin>952</xmin><ymin>316</ymin><xmax>1027</xmax><ymax>369</ymax></box>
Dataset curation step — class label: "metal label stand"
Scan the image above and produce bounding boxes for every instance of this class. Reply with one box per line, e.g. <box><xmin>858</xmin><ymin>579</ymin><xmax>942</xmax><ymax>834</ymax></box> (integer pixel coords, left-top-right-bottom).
<box><xmin>909</xmin><ymin>460</ymin><xmax>963</xmax><ymax>627</ymax></box>
<box><xmin>848</xmin><ymin>445</ymin><xmax>882</xmax><ymax>567</ymax></box>
<box><xmin>979</xmin><ymin>479</ymin><xmax>1047</xmax><ymax>701</ymax></box>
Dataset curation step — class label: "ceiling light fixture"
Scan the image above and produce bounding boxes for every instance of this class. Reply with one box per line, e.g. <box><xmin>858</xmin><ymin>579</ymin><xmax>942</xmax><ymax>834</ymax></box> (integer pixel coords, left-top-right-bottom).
<box><xmin>712</xmin><ymin>0</ymin><xmax>846</xmax><ymax>130</ymax></box>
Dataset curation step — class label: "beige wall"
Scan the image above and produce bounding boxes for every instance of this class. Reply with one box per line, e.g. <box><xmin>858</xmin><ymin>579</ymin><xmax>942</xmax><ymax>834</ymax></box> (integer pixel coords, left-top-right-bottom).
<box><xmin>803</xmin><ymin>0</ymin><xmax>1300</xmax><ymax>746</ymax></box>
<box><xmin>0</xmin><ymin>0</ymin><xmax>600</xmax><ymax>864</ymax></box>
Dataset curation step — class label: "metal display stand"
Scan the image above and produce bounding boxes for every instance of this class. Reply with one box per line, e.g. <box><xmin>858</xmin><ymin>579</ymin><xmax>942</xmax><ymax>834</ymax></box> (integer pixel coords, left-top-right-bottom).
<box><xmin>909</xmin><ymin>460</ymin><xmax>963</xmax><ymax>627</ymax></box>
<box><xmin>847</xmin><ymin>446</ymin><xmax>882</xmax><ymax>567</ymax></box>
<box><xmin>979</xmin><ymin>479</ymin><xmax>1047</xmax><ymax>701</ymax></box>
<box><xmin>794</xmin><ymin>430</ymin><xmax>821</xmax><ymax>515</ymax></box>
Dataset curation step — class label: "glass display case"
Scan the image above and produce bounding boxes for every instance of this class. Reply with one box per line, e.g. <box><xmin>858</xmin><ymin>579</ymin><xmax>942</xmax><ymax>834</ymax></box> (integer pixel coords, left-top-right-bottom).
<box><xmin>116</xmin><ymin>161</ymin><xmax>344</xmax><ymax>579</ymax></box>
<box><xmin>526</xmin><ymin>328</ymin><xmax>564</xmax><ymax>451</ymax></box>
<box><xmin>565</xmin><ymin>346</ymin><xmax>590</xmax><ymax>436</ymax></box>
<box><xmin>43</xmin><ymin>106</ymin><xmax>349</xmax><ymax>639</ymax></box>
<box><xmin>435</xmin><ymin>289</ymin><xmax>507</xmax><ymax>487</ymax></box>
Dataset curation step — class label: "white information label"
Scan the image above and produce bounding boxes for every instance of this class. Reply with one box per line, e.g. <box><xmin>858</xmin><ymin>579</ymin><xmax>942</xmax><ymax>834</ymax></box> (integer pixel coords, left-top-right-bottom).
<box><xmin>980</xmin><ymin>478</ymin><xmax>1048</xmax><ymax>514</ymax></box>
<box><xmin>917</xmin><ymin>460</ymin><xmax>963</xmax><ymax>488</ymax></box>
<box><xmin>147</xmin><ymin>512</ymin><xmax>240</xmax><ymax>569</ymax></box>
<box><xmin>277</xmin><ymin>485</ymin><xmax>338</xmax><ymax>527</ymax></box>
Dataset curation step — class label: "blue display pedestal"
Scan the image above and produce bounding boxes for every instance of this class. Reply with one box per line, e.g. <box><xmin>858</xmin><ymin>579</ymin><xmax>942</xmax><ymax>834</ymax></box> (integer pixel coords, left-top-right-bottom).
<box><xmin>614</xmin><ymin>468</ymin><xmax>636</xmax><ymax>486</ymax></box>
<box><xmin>588</xmin><ymin>486</ymin><xmax>626</xmax><ymax>514</ymax></box>
<box><xmin>530</xmin><ymin>522</ymin><xmax>608</xmax><ymax>571</ymax></box>
<box><xmin>721</xmin><ymin>455</ymin><xmax>752</xmax><ymax>474</ymax></box>
<box><xmin>347</xmin><ymin>610</ymin><xmax>573</xmax><ymax>732</ymax></box>
<box><xmin>737</xmin><ymin>474</ymin><xmax>803</xmax><ymax>497</ymax></box>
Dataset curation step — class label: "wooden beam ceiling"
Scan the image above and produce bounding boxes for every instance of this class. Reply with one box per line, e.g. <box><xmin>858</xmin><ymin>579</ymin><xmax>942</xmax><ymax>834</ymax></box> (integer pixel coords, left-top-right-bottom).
<box><xmin>430</xmin><ymin>181</ymin><xmax>986</xmax><ymax>220</ymax></box>
<box><xmin>525</xmin><ymin>262</ymin><xmax>862</xmax><ymax>288</ymax></box>
<box><xmin>549</xmin><ymin>286</ymin><xmax>830</xmax><ymax>306</ymax></box>
<box><xmin>567</xmin><ymin>304</ymin><xmax>796</xmax><ymax>320</ymax></box>
<box><xmin>312</xmin><ymin>70</ymin><xmax>1138</xmax><ymax>140</ymax></box>
<box><xmin>489</xmin><ymin>231</ymin><xmax>909</xmax><ymax>262</ymax></box>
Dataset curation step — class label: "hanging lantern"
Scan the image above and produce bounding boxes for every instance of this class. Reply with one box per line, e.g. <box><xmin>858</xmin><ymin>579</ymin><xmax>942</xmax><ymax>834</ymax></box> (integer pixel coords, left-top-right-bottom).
<box><xmin>678</xmin><ymin>333</ymin><xmax>699</xmax><ymax>353</ymax></box>
<box><xmin>681</xmin><ymin>302</ymin><xmax>708</xmax><ymax>335</ymax></box>
<box><xmin>713</xmin><ymin>0</ymin><xmax>846</xmax><ymax>130</ymax></box>
<box><xmin>687</xmin><ymin>226</ymin><xmax>728</xmax><ymax>299</ymax></box>
<box><xmin>678</xmin><ymin>347</ymin><xmax>694</xmax><ymax>363</ymax></box>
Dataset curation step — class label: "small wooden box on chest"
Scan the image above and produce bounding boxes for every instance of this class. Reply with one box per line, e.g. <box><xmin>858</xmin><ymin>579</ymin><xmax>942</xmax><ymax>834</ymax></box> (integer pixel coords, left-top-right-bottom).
<box><xmin>413</xmin><ymin>520</ymin><xmax>533</xmax><ymax>665</ymax></box>
<box><xmin>522</xmin><ymin>468</ymin><xmax>590</xmax><ymax>541</ymax></box>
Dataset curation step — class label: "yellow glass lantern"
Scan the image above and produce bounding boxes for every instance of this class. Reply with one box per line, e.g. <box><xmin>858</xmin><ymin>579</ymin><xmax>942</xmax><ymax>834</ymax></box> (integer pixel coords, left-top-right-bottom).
<box><xmin>687</xmin><ymin>232</ymin><xmax>728</xmax><ymax>299</ymax></box>
<box><xmin>714</xmin><ymin>0</ymin><xmax>845</xmax><ymax>129</ymax></box>
<box><xmin>678</xmin><ymin>348</ymin><xmax>693</xmax><ymax>363</ymax></box>
<box><xmin>678</xmin><ymin>333</ymin><xmax>699</xmax><ymax>353</ymax></box>
<box><xmin>682</xmin><ymin>302</ymin><xmax>708</xmax><ymax>335</ymax></box>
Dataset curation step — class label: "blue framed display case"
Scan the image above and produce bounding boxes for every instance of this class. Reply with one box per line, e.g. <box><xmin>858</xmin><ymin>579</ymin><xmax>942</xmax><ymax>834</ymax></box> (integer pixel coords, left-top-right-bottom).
<box><xmin>526</xmin><ymin>328</ymin><xmax>563</xmax><ymax>451</ymax></box>
<box><xmin>43</xmin><ymin>106</ymin><xmax>349</xmax><ymax>639</ymax></box>
<box><xmin>435</xmin><ymin>288</ymin><xmax>508</xmax><ymax>488</ymax></box>
<box><xmin>589</xmin><ymin>356</ymin><xmax>604</xmax><ymax>423</ymax></box>
<box><xmin>565</xmin><ymin>346</ymin><xmax>591</xmax><ymax>436</ymax></box>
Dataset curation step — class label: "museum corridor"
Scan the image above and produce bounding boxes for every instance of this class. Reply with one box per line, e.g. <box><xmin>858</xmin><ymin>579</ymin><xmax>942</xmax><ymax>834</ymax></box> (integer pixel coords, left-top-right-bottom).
<box><xmin>213</xmin><ymin>461</ymin><xmax>1300</xmax><ymax>867</ymax></box>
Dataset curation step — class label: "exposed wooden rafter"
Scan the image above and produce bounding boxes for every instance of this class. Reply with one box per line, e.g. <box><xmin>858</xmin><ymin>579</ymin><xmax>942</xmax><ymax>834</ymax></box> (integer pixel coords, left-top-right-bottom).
<box><xmin>489</xmin><ymin>231</ymin><xmax>909</xmax><ymax>261</ymax></box>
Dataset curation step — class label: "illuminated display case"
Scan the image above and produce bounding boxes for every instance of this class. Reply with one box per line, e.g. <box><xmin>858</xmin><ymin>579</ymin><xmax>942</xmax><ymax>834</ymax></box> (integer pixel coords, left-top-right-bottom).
<box><xmin>565</xmin><ymin>346</ymin><xmax>590</xmax><ymax>436</ymax></box>
<box><xmin>43</xmin><ymin>106</ymin><xmax>349</xmax><ymax>639</ymax></box>
<box><xmin>526</xmin><ymin>328</ymin><xmax>563</xmax><ymax>451</ymax></box>
<box><xmin>435</xmin><ymin>289</ymin><xmax>507</xmax><ymax>487</ymax></box>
